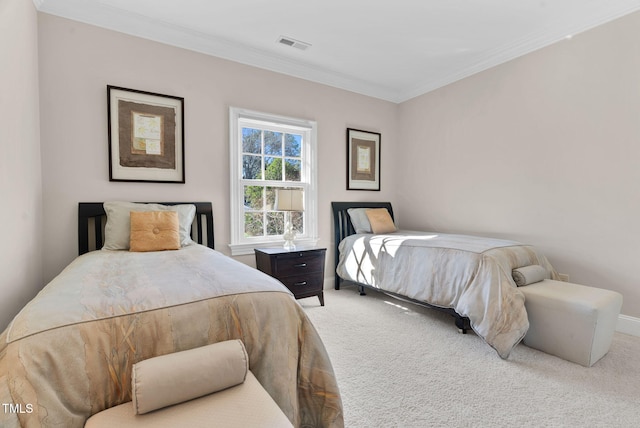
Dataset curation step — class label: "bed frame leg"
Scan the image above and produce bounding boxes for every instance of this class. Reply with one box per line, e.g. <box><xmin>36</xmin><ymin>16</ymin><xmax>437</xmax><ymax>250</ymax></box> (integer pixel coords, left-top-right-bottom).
<box><xmin>358</xmin><ymin>285</ymin><xmax>367</xmax><ymax>296</ymax></box>
<box><xmin>455</xmin><ymin>316</ymin><xmax>470</xmax><ymax>334</ymax></box>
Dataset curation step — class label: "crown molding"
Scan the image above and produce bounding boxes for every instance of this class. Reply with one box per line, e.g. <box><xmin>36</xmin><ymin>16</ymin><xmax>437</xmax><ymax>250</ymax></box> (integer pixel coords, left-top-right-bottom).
<box><xmin>398</xmin><ymin>1</ymin><xmax>640</xmax><ymax>102</ymax></box>
<box><xmin>37</xmin><ymin>0</ymin><xmax>403</xmax><ymax>102</ymax></box>
<box><xmin>36</xmin><ymin>0</ymin><xmax>640</xmax><ymax>104</ymax></box>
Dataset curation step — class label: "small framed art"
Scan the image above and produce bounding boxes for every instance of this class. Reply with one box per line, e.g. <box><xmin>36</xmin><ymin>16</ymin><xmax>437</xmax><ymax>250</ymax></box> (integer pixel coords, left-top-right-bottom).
<box><xmin>347</xmin><ymin>128</ymin><xmax>381</xmax><ymax>191</ymax></box>
<box><xmin>107</xmin><ymin>85</ymin><xmax>185</xmax><ymax>183</ymax></box>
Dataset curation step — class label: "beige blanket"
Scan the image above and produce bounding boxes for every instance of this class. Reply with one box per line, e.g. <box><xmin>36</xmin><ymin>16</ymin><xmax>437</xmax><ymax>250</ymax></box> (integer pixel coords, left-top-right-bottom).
<box><xmin>0</xmin><ymin>245</ymin><xmax>343</xmax><ymax>427</ymax></box>
<box><xmin>337</xmin><ymin>231</ymin><xmax>558</xmax><ymax>359</ymax></box>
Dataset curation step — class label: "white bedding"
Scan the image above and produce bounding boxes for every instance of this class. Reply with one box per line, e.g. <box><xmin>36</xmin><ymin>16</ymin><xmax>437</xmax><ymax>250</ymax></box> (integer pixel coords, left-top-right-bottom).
<box><xmin>336</xmin><ymin>230</ymin><xmax>558</xmax><ymax>358</ymax></box>
<box><xmin>7</xmin><ymin>244</ymin><xmax>292</xmax><ymax>342</ymax></box>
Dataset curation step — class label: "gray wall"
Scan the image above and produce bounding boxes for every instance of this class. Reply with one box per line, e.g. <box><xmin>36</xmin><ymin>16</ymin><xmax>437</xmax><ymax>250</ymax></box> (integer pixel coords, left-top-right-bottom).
<box><xmin>0</xmin><ymin>0</ymin><xmax>43</xmax><ymax>329</ymax></box>
<box><xmin>397</xmin><ymin>11</ymin><xmax>640</xmax><ymax>318</ymax></box>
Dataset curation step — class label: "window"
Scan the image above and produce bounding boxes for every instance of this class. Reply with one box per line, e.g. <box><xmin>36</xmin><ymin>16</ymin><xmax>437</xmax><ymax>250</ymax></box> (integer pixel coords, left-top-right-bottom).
<box><xmin>229</xmin><ymin>107</ymin><xmax>318</xmax><ymax>255</ymax></box>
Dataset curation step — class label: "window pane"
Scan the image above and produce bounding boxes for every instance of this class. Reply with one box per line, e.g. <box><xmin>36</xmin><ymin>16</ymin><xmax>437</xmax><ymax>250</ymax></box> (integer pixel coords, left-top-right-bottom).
<box><xmin>242</xmin><ymin>128</ymin><xmax>261</xmax><ymax>154</ymax></box>
<box><xmin>285</xmin><ymin>159</ymin><xmax>301</xmax><ymax>181</ymax></box>
<box><xmin>266</xmin><ymin>211</ymin><xmax>284</xmax><ymax>236</ymax></box>
<box><xmin>285</xmin><ymin>134</ymin><xmax>301</xmax><ymax>157</ymax></box>
<box><xmin>243</xmin><ymin>155</ymin><xmax>262</xmax><ymax>179</ymax></box>
<box><xmin>244</xmin><ymin>212</ymin><xmax>264</xmax><ymax>237</ymax></box>
<box><xmin>265</xmin><ymin>186</ymin><xmax>277</xmax><ymax>210</ymax></box>
<box><xmin>291</xmin><ymin>211</ymin><xmax>304</xmax><ymax>234</ymax></box>
<box><xmin>264</xmin><ymin>157</ymin><xmax>282</xmax><ymax>181</ymax></box>
<box><xmin>244</xmin><ymin>186</ymin><xmax>264</xmax><ymax>210</ymax></box>
<box><xmin>264</xmin><ymin>131</ymin><xmax>282</xmax><ymax>156</ymax></box>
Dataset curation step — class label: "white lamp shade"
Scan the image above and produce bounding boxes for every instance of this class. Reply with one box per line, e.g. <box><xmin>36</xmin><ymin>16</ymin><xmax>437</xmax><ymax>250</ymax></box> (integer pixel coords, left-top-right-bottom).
<box><xmin>275</xmin><ymin>189</ymin><xmax>304</xmax><ymax>211</ymax></box>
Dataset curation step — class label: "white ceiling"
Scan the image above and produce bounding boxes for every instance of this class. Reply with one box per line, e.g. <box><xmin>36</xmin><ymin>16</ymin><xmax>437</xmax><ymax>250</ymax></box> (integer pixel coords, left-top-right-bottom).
<box><xmin>35</xmin><ymin>0</ymin><xmax>640</xmax><ymax>103</ymax></box>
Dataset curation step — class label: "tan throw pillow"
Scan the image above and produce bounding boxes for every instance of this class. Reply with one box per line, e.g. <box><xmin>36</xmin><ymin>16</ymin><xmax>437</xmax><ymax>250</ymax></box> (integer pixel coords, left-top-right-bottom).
<box><xmin>130</xmin><ymin>211</ymin><xmax>180</xmax><ymax>252</ymax></box>
<box><xmin>365</xmin><ymin>208</ymin><xmax>397</xmax><ymax>234</ymax></box>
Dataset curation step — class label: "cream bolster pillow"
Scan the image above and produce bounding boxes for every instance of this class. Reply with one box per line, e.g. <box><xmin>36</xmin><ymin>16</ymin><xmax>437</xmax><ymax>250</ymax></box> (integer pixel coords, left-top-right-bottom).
<box><xmin>132</xmin><ymin>340</ymin><xmax>249</xmax><ymax>415</ymax></box>
<box><xmin>512</xmin><ymin>265</ymin><xmax>550</xmax><ymax>287</ymax></box>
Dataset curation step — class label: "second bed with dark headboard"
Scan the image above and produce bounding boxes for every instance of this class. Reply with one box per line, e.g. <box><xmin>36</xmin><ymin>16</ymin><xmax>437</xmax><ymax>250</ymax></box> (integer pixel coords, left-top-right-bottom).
<box><xmin>332</xmin><ymin>201</ymin><xmax>471</xmax><ymax>333</ymax></box>
<box><xmin>332</xmin><ymin>201</ymin><xmax>559</xmax><ymax>359</ymax></box>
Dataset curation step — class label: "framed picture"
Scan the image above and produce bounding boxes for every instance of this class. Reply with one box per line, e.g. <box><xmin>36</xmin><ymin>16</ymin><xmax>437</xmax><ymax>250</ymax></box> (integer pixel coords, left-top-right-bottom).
<box><xmin>107</xmin><ymin>85</ymin><xmax>185</xmax><ymax>183</ymax></box>
<box><xmin>347</xmin><ymin>128</ymin><xmax>381</xmax><ymax>191</ymax></box>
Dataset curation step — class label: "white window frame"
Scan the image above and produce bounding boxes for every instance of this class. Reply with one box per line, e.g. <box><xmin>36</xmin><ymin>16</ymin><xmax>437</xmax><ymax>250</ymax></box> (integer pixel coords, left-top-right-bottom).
<box><xmin>229</xmin><ymin>107</ymin><xmax>318</xmax><ymax>256</ymax></box>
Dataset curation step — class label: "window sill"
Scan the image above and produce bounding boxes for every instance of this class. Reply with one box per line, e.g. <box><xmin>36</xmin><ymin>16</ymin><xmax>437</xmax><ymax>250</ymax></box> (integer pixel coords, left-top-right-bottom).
<box><xmin>229</xmin><ymin>238</ymin><xmax>320</xmax><ymax>256</ymax></box>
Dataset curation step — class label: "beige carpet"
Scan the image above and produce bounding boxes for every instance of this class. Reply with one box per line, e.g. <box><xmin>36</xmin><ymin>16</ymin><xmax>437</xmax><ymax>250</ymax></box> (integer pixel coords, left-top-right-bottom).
<box><xmin>301</xmin><ymin>286</ymin><xmax>640</xmax><ymax>428</ymax></box>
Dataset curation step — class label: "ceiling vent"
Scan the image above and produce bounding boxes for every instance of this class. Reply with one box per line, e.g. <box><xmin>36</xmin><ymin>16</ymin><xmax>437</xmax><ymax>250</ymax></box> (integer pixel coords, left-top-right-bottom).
<box><xmin>277</xmin><ymin>36</ymin><xmax>311</xmax><ymax>51</ymax></box>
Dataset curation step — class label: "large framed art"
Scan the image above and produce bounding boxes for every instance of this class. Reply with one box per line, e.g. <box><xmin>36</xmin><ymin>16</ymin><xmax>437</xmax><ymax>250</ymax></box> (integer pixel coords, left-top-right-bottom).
<box><xmin>347</xmin><ymin>128</ymin><xmax>381</xmax><ymax>191</ymax></box>
<box><xmin>107</xmin><ymin>85</ymin><xmax>185</xmax><ymax>183</ymax></box>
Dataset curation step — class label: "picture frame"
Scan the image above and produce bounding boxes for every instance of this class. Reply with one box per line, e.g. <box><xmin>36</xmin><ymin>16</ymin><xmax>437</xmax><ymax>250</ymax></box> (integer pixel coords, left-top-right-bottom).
<box><xmin>107</xmin><ymin>85</ymin><xmax>185</xmax><ymax>183</ymax></box>
<box><xmin>347</xmin><ymin>128</ymin><xmax>381</xmax><ymax>191</ymax></box>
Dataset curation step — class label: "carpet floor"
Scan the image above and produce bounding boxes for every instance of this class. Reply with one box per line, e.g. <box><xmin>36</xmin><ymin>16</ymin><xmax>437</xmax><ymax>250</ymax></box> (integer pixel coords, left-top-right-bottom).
<box><xmin>301</xmin><ymin>286</ymin><xmax>640</xmax><ymax>428</ymax></box>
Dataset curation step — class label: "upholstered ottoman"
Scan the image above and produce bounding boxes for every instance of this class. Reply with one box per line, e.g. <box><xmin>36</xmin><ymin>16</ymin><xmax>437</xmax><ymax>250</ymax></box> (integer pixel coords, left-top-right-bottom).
<box><xmin>85</xmin><ymin>371</ymin><xmax>292</xmax><ymax>428</ymax></box>
<box><xmin>86</xmin><ymin>340</ymin><xmax>293</xmax><ymax>428</ymax></box>
<box><xmin>520</xmin><ymin>279</ymin><xmax>622</xmax><ymax>367</ymax></box>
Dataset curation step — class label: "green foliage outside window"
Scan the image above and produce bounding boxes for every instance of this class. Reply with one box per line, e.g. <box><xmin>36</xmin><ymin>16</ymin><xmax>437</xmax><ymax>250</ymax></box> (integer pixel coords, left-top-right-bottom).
<box><xmin>242</xmin><ymin>128</ymin><xmax>304</xmax><ymax>238</ymax></box>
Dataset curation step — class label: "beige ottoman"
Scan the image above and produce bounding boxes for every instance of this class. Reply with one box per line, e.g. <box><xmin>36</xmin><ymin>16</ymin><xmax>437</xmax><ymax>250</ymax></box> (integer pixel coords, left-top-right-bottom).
<box><xmin>520</xmin><ymin>279</ymin><xmax>622</xmax><ymax>367</ymax></box>
<box><xmin>85</xmin><ymin>371</ymin><xmax>292</xmax><ymax>428</ymax></box>
<box><xmin>86</xmin><ymin>340</ymin><xmax>293</xmax><ymax>428</ymax></box>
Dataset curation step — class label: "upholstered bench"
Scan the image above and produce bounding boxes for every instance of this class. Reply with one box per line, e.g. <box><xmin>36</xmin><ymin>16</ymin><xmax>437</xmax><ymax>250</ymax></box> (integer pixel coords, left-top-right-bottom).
<box><xmin>85</xmin><ymin>340</ymin><xmax>293</xmax><ymax>428</ymax></box>
<box><xmin>519</xmin><ymin>279</ymin><xmax>623</xmax><ymax>367</ymax></box>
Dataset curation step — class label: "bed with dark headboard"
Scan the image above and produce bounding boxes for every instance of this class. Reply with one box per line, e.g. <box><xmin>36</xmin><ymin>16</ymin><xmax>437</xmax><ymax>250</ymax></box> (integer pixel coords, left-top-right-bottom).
<box><xmin>0</xmin><ymin>202</ymin><xmax>343</xmax><ymax>428</ymax></box>
<box><xmin>332</xmin><ymin>201</ymin><xmax>393</xmax><ymax>288</ymax></box>
<box><xmin>332</xmin><ymin>202</ymin><xmax>471</xmax><ymax>332</ymax></box>
<box><xmin>332</xmin><ymin>201</ymin><xmax>558</xmax><ymax>359</ymax></box>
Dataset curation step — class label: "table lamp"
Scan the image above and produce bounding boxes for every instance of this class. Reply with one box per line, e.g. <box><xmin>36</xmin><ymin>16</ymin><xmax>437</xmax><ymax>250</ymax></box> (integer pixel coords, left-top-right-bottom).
<box><xmin>274</xmin><ymin>188</ymin><xmax>304</xmax><ymax>250</ymax></box>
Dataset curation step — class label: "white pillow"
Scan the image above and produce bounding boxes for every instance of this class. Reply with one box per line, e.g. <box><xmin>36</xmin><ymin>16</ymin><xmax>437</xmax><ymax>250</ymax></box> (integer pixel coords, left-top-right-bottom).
<box><xmin>347</xmin><ymin>208</ymin><xmax>372</xmax><ymax>233</ymax></box>
<box><xmin>103</xmin><ymin>202</ymin><xmax>196</xmax><ymax>250</ymax></box>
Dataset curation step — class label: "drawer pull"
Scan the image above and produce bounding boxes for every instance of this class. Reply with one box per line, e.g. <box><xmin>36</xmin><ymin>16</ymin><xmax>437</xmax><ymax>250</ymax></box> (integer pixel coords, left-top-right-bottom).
<box><xmin>294</xmin><ymin>263</ymin><xmax>307</xmax><ymax>268</ymax></box>
<box><xmin>293</xmin><ymin>281</ymin><xmax>308</xmax><ymax>286</ymax></box>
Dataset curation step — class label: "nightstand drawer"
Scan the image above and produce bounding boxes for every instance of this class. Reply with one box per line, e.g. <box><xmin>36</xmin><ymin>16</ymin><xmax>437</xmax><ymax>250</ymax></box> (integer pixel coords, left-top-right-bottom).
<box><xmin>279</xmin><ymin>274</ymin><xmax>323</xmax><ymax>295</ymax></box>
<box><xmin>274</xmin><ymin>253</ymin><xmax>324</xmax><ymax>277</ymax></box>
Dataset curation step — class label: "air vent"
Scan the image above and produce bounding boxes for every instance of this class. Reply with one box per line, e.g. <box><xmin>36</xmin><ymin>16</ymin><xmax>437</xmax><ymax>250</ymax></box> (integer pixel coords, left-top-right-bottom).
<box><xmin>277</xmin><ymin>36</ymin><xmax>311</xmax><ymax>51</ymax></box>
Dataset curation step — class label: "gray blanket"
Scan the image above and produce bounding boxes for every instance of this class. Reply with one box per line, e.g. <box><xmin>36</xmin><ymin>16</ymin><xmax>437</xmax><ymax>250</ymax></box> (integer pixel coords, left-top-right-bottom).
<box><xmin>337</xmin><ymin>231</ymin><xmax>558</xmax><ymax>358</ymax></box>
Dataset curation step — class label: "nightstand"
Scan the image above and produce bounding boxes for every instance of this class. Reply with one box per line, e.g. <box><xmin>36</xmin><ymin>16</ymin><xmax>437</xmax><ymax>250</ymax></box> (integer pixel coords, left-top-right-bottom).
<box><xmin>255</xmin><ymin>247</ymin><xmax>326</xmax><ymax>306</ymax></box>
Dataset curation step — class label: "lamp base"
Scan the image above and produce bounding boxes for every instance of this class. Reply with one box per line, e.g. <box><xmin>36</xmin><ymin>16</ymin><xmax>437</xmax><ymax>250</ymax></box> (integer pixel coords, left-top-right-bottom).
<box><xmin>283</xmin><ymin>216</ymin><xmax>296</xmax><ymax>251</ymax></box>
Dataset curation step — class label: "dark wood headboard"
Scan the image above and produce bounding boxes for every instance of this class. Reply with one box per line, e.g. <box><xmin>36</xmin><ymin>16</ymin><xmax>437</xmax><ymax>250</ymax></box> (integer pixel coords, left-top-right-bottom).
<box><xmin>78</xmin><ymin>202</ymin><xmax>214</xmax><ymax>255</ymax></box>
<box><xmin>331</xmin><ymin>201</ymin><xmax>394</xmax><ymax>288</ymax></box>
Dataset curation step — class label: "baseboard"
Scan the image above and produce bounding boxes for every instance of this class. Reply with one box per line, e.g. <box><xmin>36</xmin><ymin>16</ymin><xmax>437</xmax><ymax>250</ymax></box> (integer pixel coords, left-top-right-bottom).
<box><xmin>617</xmin><ymin>314</ymin><xmax>640</xmax><ymax>337</ymax></box>
<box><xmin>324</xmin><ymin>278</ymin><xmax>333</xmax><ymax>290</ymax></box>
<box><xmin>325</xmin><ymin>279</ymin><xmax>640</xmax><ymax>338</ymax></box>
